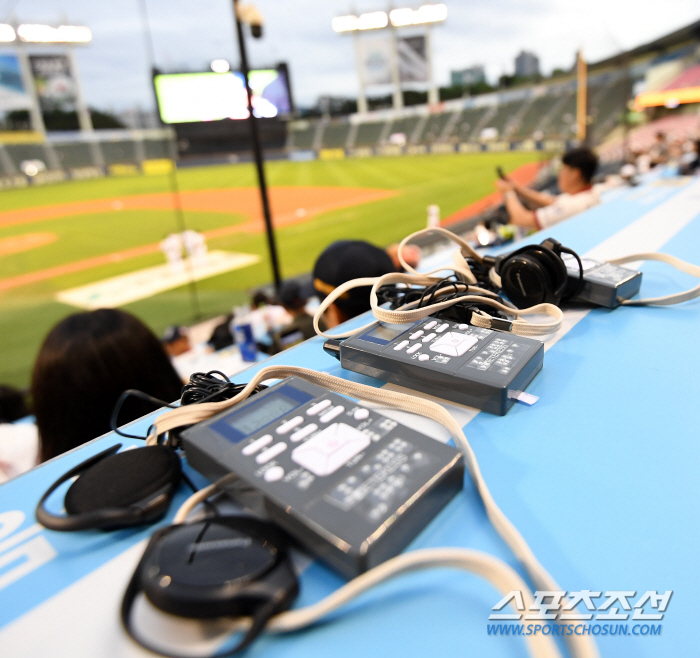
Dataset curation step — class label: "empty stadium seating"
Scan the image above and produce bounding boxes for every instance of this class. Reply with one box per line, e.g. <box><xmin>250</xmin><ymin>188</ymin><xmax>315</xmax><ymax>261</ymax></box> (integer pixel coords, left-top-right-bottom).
<box><xmin>283</xmin><ymin>65</ymin><xmax>646</xmax><ymax>156</ymax></box>
<box><xmin>354</xmin><ymin>122</ymin><xmax>385</xmax><ymax>147</ymax></box>
<box><xmin>320</xmin><ymin>122</ymin><xmax>351</xmax><ymax>149</ymax></box>
<box><xmin>288</xmin><ymin>122</ymin><xmax>316</xmax><ymax>150</ymax></box>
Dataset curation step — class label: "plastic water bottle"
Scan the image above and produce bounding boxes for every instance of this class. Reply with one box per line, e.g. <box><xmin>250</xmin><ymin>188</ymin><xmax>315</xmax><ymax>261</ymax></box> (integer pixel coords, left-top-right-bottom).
<box><xmin>232</xmin><ymin>306</ymin><xmax>258</xmax><ymax>362</ymax></box>
<box><xmin>427</xmin><ymin>204</ymin><xmax>440</xmax><ymax>227</ymax></box>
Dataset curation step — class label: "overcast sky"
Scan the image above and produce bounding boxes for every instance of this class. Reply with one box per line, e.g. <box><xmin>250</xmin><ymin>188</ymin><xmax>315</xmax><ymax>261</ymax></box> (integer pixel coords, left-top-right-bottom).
<box><xmin>5</xmin><ymin>0</ymin><xmax>700</xmax><ymax>112</ymax></box>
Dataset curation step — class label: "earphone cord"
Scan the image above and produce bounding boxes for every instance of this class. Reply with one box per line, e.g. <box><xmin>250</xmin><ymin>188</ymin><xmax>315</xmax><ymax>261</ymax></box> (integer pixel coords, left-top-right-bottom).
<box><xmin>559</xmin><ymin>246</ymin><xmax>585</xmax><ymax>301</ymax></box>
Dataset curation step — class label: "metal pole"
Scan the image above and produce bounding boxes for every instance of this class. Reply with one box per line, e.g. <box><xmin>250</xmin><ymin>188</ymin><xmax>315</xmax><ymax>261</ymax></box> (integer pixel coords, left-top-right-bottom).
<box><xmin>233</xmin><ymin>0</ymin><xmax>282</xmax><ymax>292</ymax></box>
<box><xmin>66</xmin><ymin>46</ymin><xmax>105</xmax><ymax>168</ymax></box>
<box><xmin>353</xmin><ymin>30</ymin><xmax>369</xmax><ymax>114</ymax></box>
<box><xmin>15</xmin><ymin>40</ymin><xmax>46</xmax><ymax>136</ymax></box>
<box><xmin>426</xmin><ymin>24</ymin><xmax>439</xmax><ymax>105</ymax></box>
<box><xmin>389</xmin><ymin>17</ymin><xmax>403</xmax><ymax>110</ymax></box>
<box><xmin>576</xmin><ymin>50</ymin><xmax>587</xmax><ymax>144</ymax></box>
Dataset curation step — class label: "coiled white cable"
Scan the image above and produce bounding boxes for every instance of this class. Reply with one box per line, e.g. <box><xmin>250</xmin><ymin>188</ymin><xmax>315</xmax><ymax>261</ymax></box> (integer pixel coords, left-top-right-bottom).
<box><xmin>151</xmin><ymin>366</ymin><xmax>598</xmax><ymax>658</ymax></box>
<box><xmin>312</xmin><ymin>271</ymin><xmax>564</xmax><ymax>339</ymax></box>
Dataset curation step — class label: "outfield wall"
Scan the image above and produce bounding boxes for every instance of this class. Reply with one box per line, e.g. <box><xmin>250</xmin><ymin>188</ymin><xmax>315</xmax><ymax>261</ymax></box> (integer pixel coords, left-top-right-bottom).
<box><xmin>310</xmin><ymin>138</ymin><xmax>571</xmax><ymax>161</ymax></box>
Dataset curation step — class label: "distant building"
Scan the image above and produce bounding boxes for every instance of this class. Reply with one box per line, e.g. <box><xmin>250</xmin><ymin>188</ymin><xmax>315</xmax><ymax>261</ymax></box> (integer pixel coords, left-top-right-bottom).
<box><xmin>451</xmin><ymin>65</ymin><xmax>486</xmax><ymax>87</ymax></box>
<box><xmin>515</xmin><ymin>51</ymin><xmax>540</xmax><ymax>78</ymax></box>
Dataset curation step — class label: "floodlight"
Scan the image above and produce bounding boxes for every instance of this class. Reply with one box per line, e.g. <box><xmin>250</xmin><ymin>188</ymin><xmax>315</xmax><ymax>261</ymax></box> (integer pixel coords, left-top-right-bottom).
<box><xmin>210</xmin><ymin>59</ymin><xmax>230</xmax><ymax>73</ymax></box>
<box><xmin>333</xmin><ymin>5</ymin><xmax>446</xmax><ymax>32</ymax></box>
<box><xmin>17</xmin><ymin>24</ymin><xmax>92</xmax><ymax>44</ymax></box>
<box><xmin>357</xmin><ymin>11</ymin><xmax>389</xmax><ymax>30</ymax></box>
<box><xmin>332</xmin><ymin>15</ymin><xmax>359</xmax><ymax>33</ymax></box>
<box><xmin>390</xmin><ymin>4</ymin><xmax>447</xmax><ymax>27</ymax></box>
<box><xmin>0</xmin><ymin>24</ymin><xmax>15</xmax><ymax>42</ymax></box>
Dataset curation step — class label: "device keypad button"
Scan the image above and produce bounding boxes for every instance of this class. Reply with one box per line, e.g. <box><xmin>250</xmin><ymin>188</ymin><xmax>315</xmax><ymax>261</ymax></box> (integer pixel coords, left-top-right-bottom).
<box><xmin>319</xmin><ymin>405</ymin><xmax>345</xmax><ymax>423</ymax></box>
<box><xmin>418</xmin><ymin>354</ymin><xmax>430</xmax><ymax>361</ymax></box>
<box><xmin>424</xmin><ymin>321</ymin><xmax>437</xmax><ymax>330</ymax></box>
<box><xmin>406</xmin><ymin>343</ymin><xmax>421</xmax><ymax>354</ymax></box>
<box><xmin>290</xmin><ymin>423</ymin><xmax>319</xmax><ymax>442</ymax></box>
<box><xmin>458</xmin><ymin>323</ymin><xmax>469</xmax><ymax>330</ymax></box>
<box><xmin>353</xmin><ymin>408</ymin><xmax>370</xmax><ymax>421</ymax></box>
<box><xmin>276</xmin><ymin>416</ymin><xmax>304</xmax><ymax>434</ymax></box>
<box><xmin>436</xmin><ymin>323</ymin><xmax>450</xmax><ymax>333</ymax></box>
<box><xmin>430</xmin><ymin>332</ymin><xmax>479</xmax><ymax>357</ymax></box>
<box><xmin>256</xmin><ymin>442</ymin><xmax>287</xmax><ymax>464</ymax></box>
<box><xmin>242</xmin><ymin>434</ymin><xmax>273</xmax><ymax>456</ymax></box>
<box><xmin>393</xmin><ymin>340</ymin><xmax>409</xmax><ymax>351</ymax></box>
<box><xmin>306</xmin><ymin>399</ymin><xmax>331</xmax><ymax>416</ymax></box>
<box><xmin>409</xmin><ymin>330</ymin><xmax>423</xmax><ymax>340</ymax></box>
<box><xmin>421</xmin><ymin>333</ymin><xmax>436</xmax><ymax>343</ymax></box>
<box><xmin>264</xmin><ymin>466</ymin><xmax>285</xmax><ymax>482</ymax></box>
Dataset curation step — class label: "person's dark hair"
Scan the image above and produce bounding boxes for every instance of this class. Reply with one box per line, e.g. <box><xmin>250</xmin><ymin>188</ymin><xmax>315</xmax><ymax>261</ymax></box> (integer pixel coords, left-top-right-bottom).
<box><xmin>0</xmin><ymin>385</ymin><xmax>30</xmax><ymax>423</ymax></box>
<box><xmin>31</xmin><ymin>309</ymin><xmax>184</xmax><ymax>462</ymax></box>
<box><xmin>278</xmin><ymin>280</ymin><xmax>307</xmax><ymax>311</ymax></box>
<box><xmin>251</xmin><ymin>291</ymin><xmax>270</xmax><ymax>309</ymax></box>
<box><xmin>562</xmin><ymin>147</ymin><xmax>599</xmax><ymax>184</ymax></box>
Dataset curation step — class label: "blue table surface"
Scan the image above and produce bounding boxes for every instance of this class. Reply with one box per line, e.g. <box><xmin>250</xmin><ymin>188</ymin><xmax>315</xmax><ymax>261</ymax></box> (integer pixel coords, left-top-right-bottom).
<box><xmin>1</xmin><ymin>176</ymin><xmax>699</xmax><ymax>658</ymax></box>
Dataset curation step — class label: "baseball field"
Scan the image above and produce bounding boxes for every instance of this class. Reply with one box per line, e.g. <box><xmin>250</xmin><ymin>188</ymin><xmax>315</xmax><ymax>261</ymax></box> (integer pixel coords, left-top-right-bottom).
<box><xmin>0</xmin><ymin>150</ymin><xmax>543</xmax><ymax>388</ymax></box>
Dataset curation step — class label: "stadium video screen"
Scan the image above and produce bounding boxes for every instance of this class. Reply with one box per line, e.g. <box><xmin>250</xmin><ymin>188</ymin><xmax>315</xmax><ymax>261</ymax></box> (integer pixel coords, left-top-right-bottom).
<box><xmin>154</xmin><ymin>69</ymin><xmax>292</xmax><ymax>124</ymax></box>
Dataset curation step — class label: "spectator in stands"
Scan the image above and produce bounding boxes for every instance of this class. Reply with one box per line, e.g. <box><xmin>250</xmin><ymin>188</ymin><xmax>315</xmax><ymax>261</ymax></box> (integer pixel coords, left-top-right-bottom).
<box><xmin>649</xmin><ymin>132</ymin><xmax>669</xmax><ymax>166</ymax></box>
<box><xmin>0</xmin><ymin>385</ymin><xmax>30</xmax><ymax>423</ymax></box>
<box><xmin>162</xmin><ymin>325</ymin><xmax>192</xmax><ymax>357</ymax></box>
<box><xmin>313</xmin><ymin>240</ymin><xmax>395</xmax><ymax>329</ymax></box>
<box><xmin>0</xmin><ymin>386</ymin><xmax>39</xmax><ymax>483</ymax></box>
<box><xmin>270</xmin><ymin>280</ymin><xmax>323</xmax><ymax>353</ymax></box>
<box><xmin>496</xmin><ymin>147</ymin><xmax>600</xmax><ymax>230</ymax></box>
<box><xmin>32</xmin><ymin>309</ymin><xmax>184</xmax><ymax>462</ymax></box>
<box><xmin>679</xmin><ymin>139</ymin><xmax>700</xmax><ymax>176</ymax></box>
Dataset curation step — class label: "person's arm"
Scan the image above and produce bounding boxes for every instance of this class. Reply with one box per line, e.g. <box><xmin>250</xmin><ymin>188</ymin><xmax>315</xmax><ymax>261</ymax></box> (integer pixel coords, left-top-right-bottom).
<box><xmin>512</xmin><ymin>182</ymin><xmax>555</xmax><ymax>208</ymax></box>
<box><xmin>495</xmin><ymin>178</ymin><xmax>554</xmax><ymax>208</ymax></box>
<box><xmin>503</xmin><ymin>190</ymin><xmax>538</xmax><ymax>229</ymax></box>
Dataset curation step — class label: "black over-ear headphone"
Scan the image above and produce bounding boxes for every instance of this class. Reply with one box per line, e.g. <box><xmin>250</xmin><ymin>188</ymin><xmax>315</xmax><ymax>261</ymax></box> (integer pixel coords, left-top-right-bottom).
<box><xmin>36</xmin><ymin>444</ymin><xmax>182</xmax><ymax>531</ymax></box>
<box><xmin>121</xmin><ymin>516</ymin><xmax>299</xmax><ymax>657</ymax></box>
<box><xmin>35</xmin><ymin>373</ymin><xmax>269</xmax><ymax>533</ymax></box>
<box><xmin>492</xmin><ymin>238</ymin><xmax>582</xmax><ymax>308</ymax></box>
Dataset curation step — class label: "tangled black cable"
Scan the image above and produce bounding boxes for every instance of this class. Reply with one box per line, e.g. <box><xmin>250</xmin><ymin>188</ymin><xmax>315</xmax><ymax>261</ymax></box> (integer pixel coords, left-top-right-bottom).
<box><xmin>180</xmin><ymin>370</ymin><xmax>267</xmax><ymax>406</ymax></box>
<box><xmin>377</xmin><ymin>274</ymin><xmax>510</xmax><ymax>321</ymax></box>
<box><xmin>110</xmin><ymin>371</ymin><xmax>267</xmax><ymax>441</ymax></box>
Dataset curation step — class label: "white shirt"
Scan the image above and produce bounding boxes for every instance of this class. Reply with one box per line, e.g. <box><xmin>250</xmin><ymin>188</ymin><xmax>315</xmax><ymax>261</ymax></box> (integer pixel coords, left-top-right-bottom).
<box><xmin>535</xmin><ymin>188</ymin><xmax>600</xmax><ymax>229</ymax></box>
<box><xmin>0</xmin><ymin>423</ymin><xmax>39</xmax><ymax>484</ymax></box>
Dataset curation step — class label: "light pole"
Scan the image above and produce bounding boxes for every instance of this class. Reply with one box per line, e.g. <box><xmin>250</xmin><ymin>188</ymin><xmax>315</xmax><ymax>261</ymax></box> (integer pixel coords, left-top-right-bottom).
<box><xmin>232</xmin><ymin>1</ymin><xmax>282</xmax><ymax>293</ymax></box>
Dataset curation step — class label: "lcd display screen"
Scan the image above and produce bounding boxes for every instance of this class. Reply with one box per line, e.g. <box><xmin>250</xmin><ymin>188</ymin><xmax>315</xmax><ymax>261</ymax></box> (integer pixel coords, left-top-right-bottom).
<box><xmin>226</xmin><ymin>395</ymin><xmax>298</xmax><ymax>436</ymax></box>
<box><xmin>154</xmin><ymin>69</ymin><xmax>292</xmax><ymax>124</ymax></box>
<box><xmin>363</xmin><ymin>323</ymin><xmax>414</xmax><ymax>342</ymax></box>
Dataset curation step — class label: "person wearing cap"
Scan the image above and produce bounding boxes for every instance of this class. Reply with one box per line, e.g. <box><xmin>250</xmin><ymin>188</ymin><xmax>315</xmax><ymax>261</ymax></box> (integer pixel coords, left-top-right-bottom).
<box><xmin>270</xmin><ymin>280</ymin><xmax>321</xmax><ymax>353</ymax></box>
<box><xmin>162</xmin><ymin>325</ymin><xmax>191</xmax><ymax>357</ymax></box>
<box><xmin>313</xmin><ymin>240</ymin><xmax>395</xmax><ymax>329</ymax></box>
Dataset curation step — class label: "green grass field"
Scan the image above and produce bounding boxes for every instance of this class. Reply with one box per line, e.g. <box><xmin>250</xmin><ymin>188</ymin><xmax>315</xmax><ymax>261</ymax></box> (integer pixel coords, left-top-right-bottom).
<box><xmin>0</xmin><ymin>151</ymin><xmax>542</xmax><ymax>388</ymax></box>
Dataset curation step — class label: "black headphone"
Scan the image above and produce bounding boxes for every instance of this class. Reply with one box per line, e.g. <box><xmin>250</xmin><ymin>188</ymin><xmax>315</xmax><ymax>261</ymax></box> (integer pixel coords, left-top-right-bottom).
<box><xmin>36</xmin><ymin>444</ymin><xmax>182</xmax><ymax>531</ymax></box>
<box><xmin>35</xmin><ymin>373</ymin><xmax>270</xmax><ymax>533</ymax></box>
<box><xmin>121</xmin><ymin>516</ymin><xmax>299</xmax><ymax>657</ymax></box>
<box><xmin>493</xmin><ymin>238</ymin><xmax>583</xmax><ymax>309</ymax></box>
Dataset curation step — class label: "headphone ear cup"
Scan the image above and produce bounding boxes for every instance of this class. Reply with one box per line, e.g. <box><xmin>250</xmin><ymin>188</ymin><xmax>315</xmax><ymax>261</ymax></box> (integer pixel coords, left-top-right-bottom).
<box><xmin>499</xmin><ymin>252</ymin><xmax>552</xmax><ymax>308</ymax></box>
<box><xmin>532</xmin><ymin>247</ymin><xmax>568</xmax><ymax>304</ymax></box>
<box><xmin>36</xmin><ymin>445</ymin><xmax>181</xmax><ymax>531</ymax></box>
